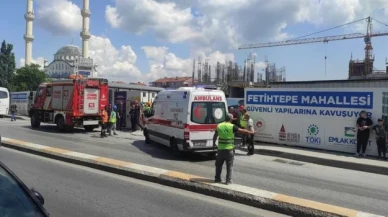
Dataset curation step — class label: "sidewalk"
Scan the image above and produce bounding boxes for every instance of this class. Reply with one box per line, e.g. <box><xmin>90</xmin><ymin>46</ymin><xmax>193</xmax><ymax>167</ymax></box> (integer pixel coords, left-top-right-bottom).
<box><xmin>1</xmin><ymin>114</ymin><xmax>29</xmax><ymax>120</ymax></box>
<box><xmin>239</xmin><ymin>143</ymin><xmax>388</xmax><ymax>176</ymax></box>
<box><xmin>112</xmin><ymin>131</ymin><xmax>388</xmax><ymax>176</ymax></box>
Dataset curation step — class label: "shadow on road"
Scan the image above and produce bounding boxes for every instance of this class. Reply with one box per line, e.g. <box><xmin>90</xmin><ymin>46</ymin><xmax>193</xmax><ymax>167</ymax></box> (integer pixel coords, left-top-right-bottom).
<box><xmin>131</xmin><ymin>140</ymin><xmax>216</xmax><ymax>163</ymax></box>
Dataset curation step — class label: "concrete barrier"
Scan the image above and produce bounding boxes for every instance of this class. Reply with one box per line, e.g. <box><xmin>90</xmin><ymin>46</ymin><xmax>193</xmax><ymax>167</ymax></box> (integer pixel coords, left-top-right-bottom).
<box><xmin>0</xmin><ymin>137</ymin><xmax>383</xmax><ymax>217</ymax></box>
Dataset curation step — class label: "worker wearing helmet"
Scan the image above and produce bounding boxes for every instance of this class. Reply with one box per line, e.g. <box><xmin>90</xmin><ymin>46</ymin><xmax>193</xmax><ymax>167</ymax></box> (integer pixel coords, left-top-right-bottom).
<box><xmin>109</xmin><ymin>105</ymin><xmax>118</xmax><ymax>136</ymax></box>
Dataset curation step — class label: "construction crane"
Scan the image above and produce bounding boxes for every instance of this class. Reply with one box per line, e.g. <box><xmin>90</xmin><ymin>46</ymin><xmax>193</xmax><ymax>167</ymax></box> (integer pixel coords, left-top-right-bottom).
<box><xmin>238</xmin><ymin>17</ymin><xmax>388</xmax><ymax>76</ymax></box>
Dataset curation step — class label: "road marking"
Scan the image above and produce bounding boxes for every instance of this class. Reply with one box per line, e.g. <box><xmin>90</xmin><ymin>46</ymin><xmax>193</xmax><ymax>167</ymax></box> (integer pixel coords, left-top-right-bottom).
<box><xmin>94</xmin><ymin>157</ymin><xmax>131</xmax><ymax>167</ymax></box>
<box><xmin>274</xmin><ymin>194</ymin><xmax>358</xmax><ymax>217</ymax></box>
<box><xmin>66</xmin><ymin>152</ymin><xmax>98</xmax><ymax>159</ymax></box>
<box><xmin>222</xmin><ymin>184</ymin><xmax>278</xmax><ymax>199</ymax></box>
<box><xmin>43</xmin><ymin>147</ymin><xmax>71</xmax><ymax>154</ymax></box>
<box><xmin>162</xmin><ymin>171</ymin><xmax>204</xmax><ymax>181</ymax></box>
<box><xmin>125</xmin><ymin>163</ymin><xmax>168</xmax><ymax>176</ymax></box>
<box><xmin>0</xmin><ymin>136</ymin><xmax>383</xmax><ymax>217</ymax></box>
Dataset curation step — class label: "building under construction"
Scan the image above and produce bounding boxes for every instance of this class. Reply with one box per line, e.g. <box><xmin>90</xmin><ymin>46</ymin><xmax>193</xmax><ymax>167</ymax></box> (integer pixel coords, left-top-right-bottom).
<box><xmin>191</xmin><ymin>54</ymin><xmax>286</xmax><ymax>97</ymax></box>
<box><xmin>193</xmin><ymin>54</ymin><xmax>258</xmax><ymax>84</ymax></box>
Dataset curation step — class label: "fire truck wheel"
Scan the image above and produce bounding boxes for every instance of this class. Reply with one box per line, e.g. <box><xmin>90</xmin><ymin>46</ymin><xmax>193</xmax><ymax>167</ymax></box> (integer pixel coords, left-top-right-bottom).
<box><xmin>30</xmin><ymin>114</ymin><xmax>41</xmax><ymax>128</ymax></box>
<box><xmin>170</xmin><ymin>138</ymin><xmax>181</xmax><ymax>157</ymax></box>
<box><xmin>56</xmin><ymin>116</ymin><xmax>65</xmax><ymax>132</ymax></box>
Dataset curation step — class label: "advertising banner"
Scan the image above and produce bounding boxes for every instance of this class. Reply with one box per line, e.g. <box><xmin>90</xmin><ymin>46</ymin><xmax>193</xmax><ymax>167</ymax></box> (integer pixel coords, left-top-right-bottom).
<box><xmin>10</xmin><ymin>92</ymin><xmax>30</xmax><ymax>116</ymax></box>
<box><xmin>245</xmin><ymin>88</ymin><xmax>386</xmax><ymax>156</ymax></box>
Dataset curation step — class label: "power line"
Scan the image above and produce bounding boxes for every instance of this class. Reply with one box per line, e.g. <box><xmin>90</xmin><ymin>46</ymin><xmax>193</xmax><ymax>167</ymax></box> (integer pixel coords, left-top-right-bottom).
<box><xmin>291</xmin><ymin>17</ymin><xmax>368</xmax><ymax>40</ymax></box>
<box><xmin>371</xmin><ymin>17</ymin><xmax>388</xmax><ymax>27</ymax></box>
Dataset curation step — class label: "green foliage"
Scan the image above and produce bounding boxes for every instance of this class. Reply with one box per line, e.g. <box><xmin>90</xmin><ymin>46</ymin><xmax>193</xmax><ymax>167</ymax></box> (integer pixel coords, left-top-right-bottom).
<box><xmin>12</xmin><ymin>64</ymin><xmax>47</xmax><ymax>92</ymax></box>
<box><xmin>0</xmin><ymin>40</ymin><xmax>16</xmax><ymax>89</ymax></box>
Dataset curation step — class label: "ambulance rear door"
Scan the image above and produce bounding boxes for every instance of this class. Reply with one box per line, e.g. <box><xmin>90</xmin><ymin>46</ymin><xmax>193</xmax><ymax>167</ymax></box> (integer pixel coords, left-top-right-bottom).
<box><xmin>189</xmin><ymin>92</ymin><xmax>227</xmax><ymax>149</ymax></box>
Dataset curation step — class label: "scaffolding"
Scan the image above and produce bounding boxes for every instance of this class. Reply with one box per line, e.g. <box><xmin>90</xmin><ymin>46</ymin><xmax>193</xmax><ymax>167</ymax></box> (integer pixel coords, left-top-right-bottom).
<box><xmin>192</xmin><ymin>54</ymin><xmax>285</xmax><ymax>87</ymax></box>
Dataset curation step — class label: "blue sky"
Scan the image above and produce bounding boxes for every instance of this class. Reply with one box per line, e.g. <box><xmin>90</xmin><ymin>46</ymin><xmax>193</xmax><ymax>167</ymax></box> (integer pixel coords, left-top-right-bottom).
<box><xmin>2</xmin><ymin>0</ymin><xmax>388</xmax><ymax>83</ymax></box>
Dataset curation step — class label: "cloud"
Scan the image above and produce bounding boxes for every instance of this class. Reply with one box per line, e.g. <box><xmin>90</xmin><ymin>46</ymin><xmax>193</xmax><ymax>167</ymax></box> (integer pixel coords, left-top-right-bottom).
<box><xmin>142</xmin><ymin>46</ymin><xmax>235</xmax><ymax>82</ymax></box>
<box><xmin>88</xmin><ymin>35</ymin><xmax>142</xmax><ymax>81</ymax></box>
<box><xmin>106</xmin><ymin>0</ymin><xmax>388</xmax><ymax>53</ymax></box>
<box><xmin>19</xmin><ymin>57</ymin><xmax>46</xmax><ymax>69</ymax></box>
<box><xmin>35</xmin><ymin>0</ymin><xmax>82</xmax><ymax>35</ymax></box>
<box><xmin>105</xmin><ymin>0</ymin><xmax>200</xmax><ymax>43</ymax></box>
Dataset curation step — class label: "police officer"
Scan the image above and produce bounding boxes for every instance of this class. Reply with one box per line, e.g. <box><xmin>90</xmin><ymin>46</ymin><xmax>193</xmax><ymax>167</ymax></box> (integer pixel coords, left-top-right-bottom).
<box><xmin>213</xmin><ymin>113</ymin><xmax>254</xmax><ymax>185</ymax></box>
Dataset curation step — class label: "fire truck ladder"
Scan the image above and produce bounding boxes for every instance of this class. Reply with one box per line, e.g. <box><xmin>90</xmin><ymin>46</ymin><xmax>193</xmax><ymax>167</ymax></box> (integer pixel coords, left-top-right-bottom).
<box><xmin>77</xmin><ymin>79</ymin><xmax>86</xmax><ymax>114</ymax></box>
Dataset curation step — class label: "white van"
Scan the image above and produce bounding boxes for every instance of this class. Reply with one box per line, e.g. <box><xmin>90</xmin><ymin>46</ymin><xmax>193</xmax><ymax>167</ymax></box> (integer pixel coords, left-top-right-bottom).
<box><xmin>144</xmin><ymin>87</ymin><xmax>228</xmax><ymax>156</ymax></box>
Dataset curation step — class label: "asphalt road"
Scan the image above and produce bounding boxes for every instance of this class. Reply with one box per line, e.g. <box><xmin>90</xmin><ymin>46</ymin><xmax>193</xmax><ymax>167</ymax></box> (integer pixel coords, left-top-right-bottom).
<box><xmin>1</xmin><ymin>118</ymin><xmax>388</xmax><ymax>216</ymax></box>
<box><xmin>0</xmin><ymin>148</ymin><xmax>286</xmax><ymax>217</ymax></box>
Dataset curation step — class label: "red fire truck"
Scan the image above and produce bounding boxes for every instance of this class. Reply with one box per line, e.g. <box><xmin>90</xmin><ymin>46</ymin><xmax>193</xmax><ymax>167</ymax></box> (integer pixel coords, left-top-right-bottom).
<box><xmin>28</xmin><ymin>78</ymin><xmax>109</xmax><ymax>131</ymax></box>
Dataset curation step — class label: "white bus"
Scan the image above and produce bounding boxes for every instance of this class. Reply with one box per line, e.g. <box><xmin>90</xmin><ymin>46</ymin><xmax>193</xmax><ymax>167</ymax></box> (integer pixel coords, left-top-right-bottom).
<box><xmin>0</xmin><ymin>87</ymin><xmax>10</xmax><ymax>117</ymax></box>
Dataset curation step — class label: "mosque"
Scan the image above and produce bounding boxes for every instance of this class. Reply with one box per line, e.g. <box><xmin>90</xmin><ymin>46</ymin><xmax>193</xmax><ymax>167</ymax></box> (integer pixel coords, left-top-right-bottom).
<box><xmin>43</xmin><ymin>44</ymin><xmax>94</xmax><ymax>78</ymax></box>
<box><xmin>24</xmin><ymin>0</ymin><xmax>94</xmax><ymax>79</ymax></box>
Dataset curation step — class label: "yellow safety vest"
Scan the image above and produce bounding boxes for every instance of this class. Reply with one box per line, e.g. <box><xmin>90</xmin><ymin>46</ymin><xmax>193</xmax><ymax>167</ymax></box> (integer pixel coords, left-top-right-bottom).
<box><xmin>109</xmin><ymin>111</ymin><xmax>117</xmax><ymax>123</ymax></box>
<box><xmin>217</xmin><ymin>122</ymin><xmax>235</xmax><ymax>150</ymax></box>
<box><xmin>240</xmin><ymin>114</ymin><xmax>247</xmax><ymax>128</ymax></box>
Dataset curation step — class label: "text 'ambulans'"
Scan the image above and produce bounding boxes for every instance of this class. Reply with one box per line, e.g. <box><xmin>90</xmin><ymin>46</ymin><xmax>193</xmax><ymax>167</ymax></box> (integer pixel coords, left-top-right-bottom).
<box><xmin>194</xmin><ymin>96</ymin><xmax>222</xmax><ymax>101</ymax></box>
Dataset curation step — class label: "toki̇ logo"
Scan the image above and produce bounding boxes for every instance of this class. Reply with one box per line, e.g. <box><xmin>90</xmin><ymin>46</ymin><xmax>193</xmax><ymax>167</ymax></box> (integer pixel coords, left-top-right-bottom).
<box><xmin>306</xmin><ymin>124</ymin><xmax>321</xmax><ymax>144</ymax></box>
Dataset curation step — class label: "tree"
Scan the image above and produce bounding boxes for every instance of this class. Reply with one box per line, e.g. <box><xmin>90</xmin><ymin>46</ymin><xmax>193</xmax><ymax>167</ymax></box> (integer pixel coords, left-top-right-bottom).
<box><xmin>0</xmin><ymin>40</ymin><xmax>16</xmax><ymax>89</ymax></box>
<box><xmin>11</xmin><ymin>64</ymin><xmax>47</xmax><ymax>91</ymax></box>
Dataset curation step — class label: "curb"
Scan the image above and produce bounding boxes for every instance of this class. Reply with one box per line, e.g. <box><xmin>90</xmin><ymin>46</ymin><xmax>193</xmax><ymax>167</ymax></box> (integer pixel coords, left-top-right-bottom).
<box><xmin>0</xmin><ymin>137</ymin><xmax>382</xmax><ymax>217</ymax></box>
<box><xmin>240</xmin><ymin>146</ymin><xmax>388</xmax><ymax>176</ymax></box>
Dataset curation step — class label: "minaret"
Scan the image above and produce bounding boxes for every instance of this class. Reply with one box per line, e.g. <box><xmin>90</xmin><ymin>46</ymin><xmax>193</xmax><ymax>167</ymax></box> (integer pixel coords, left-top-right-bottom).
<box><xmin>80</xmin><ymin>0</ymin><xmax>91</xmax><ymax>58</ymax></box>
<box><xmin>24</xmin><ymin>0</ymin><xmax>34</xmax><ymax>65</ymax></box>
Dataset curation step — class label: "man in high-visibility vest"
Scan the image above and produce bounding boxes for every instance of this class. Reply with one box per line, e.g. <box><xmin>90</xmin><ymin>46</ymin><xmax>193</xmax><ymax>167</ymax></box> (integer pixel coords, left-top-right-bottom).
<box><xmin>101</xmin><ymin>106</ymin><xmax>109</xmax><ymax>138</ymax></box>
<box><xmin>109</xmin><ymin>105</ymin><xmax>118</xmax><ymax>136</ymax></box>
<box><xmin>213</xmin><ymin>113</ymin><xmax>254</xmax><ymax>185</ymax></box>
<box><xmin>239</xmin><ymin>107</ymin><xmax>247</xmax><ymax>147</ymax></box>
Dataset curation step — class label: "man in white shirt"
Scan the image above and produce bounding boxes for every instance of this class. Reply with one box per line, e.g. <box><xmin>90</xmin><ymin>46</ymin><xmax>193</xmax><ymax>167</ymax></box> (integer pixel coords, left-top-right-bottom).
<box><xmin>244</xmin><ymin>113</ymin><xmax>255</xmax><ymax>155</ymax></box>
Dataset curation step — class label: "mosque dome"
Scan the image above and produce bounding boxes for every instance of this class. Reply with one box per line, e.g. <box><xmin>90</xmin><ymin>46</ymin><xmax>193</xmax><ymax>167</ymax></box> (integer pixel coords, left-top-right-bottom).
<box><xmin>54</xmin><ymin>44</ymin><xmax>82</xmax><ymax>60</ymax></box>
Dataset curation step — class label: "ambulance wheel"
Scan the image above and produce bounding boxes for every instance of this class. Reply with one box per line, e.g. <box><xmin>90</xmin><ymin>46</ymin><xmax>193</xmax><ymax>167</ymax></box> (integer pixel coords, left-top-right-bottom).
<box><xmin>170</xmin><ymin>138</ymin><xmax>180</xmax><ymax>156</ymax></box>
<box><xmin>30</xmin><ymin>114</ymin><xmax>41</xmax><ymax>128</ymax></box>
<box><xmin>56</xmin><ymin>116</ymin><xmax>65</xmax><ymax>132</ymax></box>
<box><xmin>143</xmin><ymin>129</ymin><xmax>151</xmax><ymax>144</ymax></box>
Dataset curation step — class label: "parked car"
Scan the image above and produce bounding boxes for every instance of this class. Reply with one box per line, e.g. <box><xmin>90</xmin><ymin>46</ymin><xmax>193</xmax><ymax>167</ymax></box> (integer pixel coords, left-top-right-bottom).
<box><xmin>0</xmin><ymin>161</ymin><xmax>49</xmax><ymax>217</ymax></box>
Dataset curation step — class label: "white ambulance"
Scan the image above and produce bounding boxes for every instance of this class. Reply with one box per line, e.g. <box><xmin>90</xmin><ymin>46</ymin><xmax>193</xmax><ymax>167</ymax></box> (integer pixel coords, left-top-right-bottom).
<box><xmin>143</xmin><ymin>87</ymin><xmax>228</xmax><ymax>156</ymax></box>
